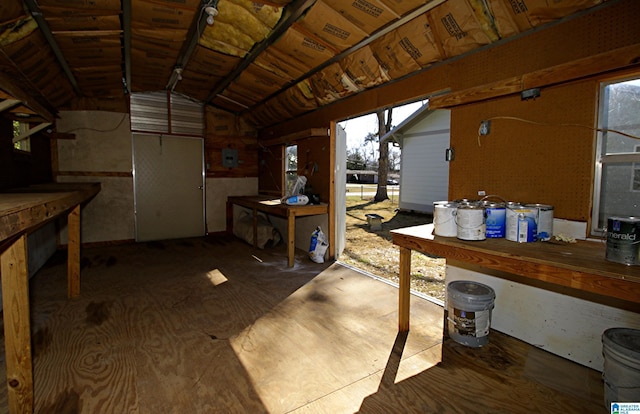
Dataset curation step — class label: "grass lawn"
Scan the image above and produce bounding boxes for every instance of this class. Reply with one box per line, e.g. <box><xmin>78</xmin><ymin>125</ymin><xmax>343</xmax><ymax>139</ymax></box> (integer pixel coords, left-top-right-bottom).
<box><xmin>338</xmin><ymin>195</ymin><xmax>446</xmax><ymax>301</ymax></box>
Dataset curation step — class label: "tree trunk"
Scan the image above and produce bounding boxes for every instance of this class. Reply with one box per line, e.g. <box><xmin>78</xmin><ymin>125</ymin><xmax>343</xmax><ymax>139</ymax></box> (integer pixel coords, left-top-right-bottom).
<box><xmin>374</xmin><ymin>109</ymin><xmax>392</xmax><ymax>201</ymax></box>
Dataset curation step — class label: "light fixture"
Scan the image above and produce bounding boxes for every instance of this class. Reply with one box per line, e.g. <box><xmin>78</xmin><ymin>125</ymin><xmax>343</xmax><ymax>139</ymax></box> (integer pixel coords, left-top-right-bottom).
<box><xmin>168</xmin><ymin>66</ymin><xmax>183</xmax><ymax>91</ymax></box>
<box><xmin>205</xmin><ymin>6</ymin><xmax>218</xmax><ymax>25</ymax></box>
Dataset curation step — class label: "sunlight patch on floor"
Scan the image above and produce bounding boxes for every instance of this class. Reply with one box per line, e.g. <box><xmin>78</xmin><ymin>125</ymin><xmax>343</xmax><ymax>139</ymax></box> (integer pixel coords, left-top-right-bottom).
<box><xmin>206</xmin><ymin>269</ymin><xmax>228</xmax><ymax>285</ymax></box>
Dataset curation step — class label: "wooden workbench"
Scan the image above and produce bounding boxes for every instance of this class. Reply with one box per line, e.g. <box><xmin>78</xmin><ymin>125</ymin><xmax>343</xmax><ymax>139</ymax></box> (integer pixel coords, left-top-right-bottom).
<box><xmin>227</xmin><ymin>195</ymin><xmax>329</xmax><ymax>267</ymax></box>
<box><xmin>0</xmin><ymin>182</ymin><xmax>100</xmax><ymax>413</ymax></box>
<box><xmin>391</xmin><ymin>223</ymin><xmax>640</xmax><ymax>332</ymax></box>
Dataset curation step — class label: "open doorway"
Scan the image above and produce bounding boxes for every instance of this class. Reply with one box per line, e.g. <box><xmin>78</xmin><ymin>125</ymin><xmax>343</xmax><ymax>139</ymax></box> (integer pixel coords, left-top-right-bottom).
<box><xmin>335</xmin><ymin>101</ymin><xmax>447</xmax><ymax>302</ymax></box>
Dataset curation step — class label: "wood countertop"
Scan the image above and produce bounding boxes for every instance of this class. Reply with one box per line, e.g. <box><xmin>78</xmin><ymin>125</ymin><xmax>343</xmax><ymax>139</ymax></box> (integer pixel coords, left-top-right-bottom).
<box><xmin>227</xmin><ymin>195</ymin><xmax>328</xmax><ymax>216</ymax></box>
<box><xmin>391</xmin><ymin>224</ymin><xmax>640</xmax><ymax>305</ymax></box>
<box><xmin>0</xmin><ymin>182</ymin><xmax>101</xmax><ymax>242</ymax></box>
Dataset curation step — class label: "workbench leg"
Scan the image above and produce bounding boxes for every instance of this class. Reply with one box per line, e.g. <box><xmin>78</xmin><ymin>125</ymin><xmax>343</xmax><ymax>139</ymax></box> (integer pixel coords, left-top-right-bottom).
<box><xmin>398</xmin><ymin>247</ymin><xmax>411</xmax><ymax>332</ymax></box>
<box><xmin>252</xmin><ymin>208</ymin><xmax>258</xmax><ymax>248</ymax></box>
<box><xmin>1</xmin><ymin>234</ymin><xmax>34</xmax><ymax>413</ymax></box>
<box><xmin>226</xmin><ymin>201</ymin><xmax>233</xmax><ymax>235</ymax></box>
<box><xmin>287</xmin><ymin>213</ymin><xmax>295</xmax><ymax>267</ymax></box>
<box><xmin>68</xmin><ymin>204</ymin><xmax>81</xmax><ymax>298</ymax></box>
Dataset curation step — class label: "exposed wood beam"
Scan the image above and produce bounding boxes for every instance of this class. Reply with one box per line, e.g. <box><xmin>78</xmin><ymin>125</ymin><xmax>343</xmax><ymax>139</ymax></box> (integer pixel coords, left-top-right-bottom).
<box><xmin>0</xmin><ymin>72</ymin><xmax>55</xmax><ymax>122</ymax></box>
<box><xmin>51</xmin><ymin>30</ymin><xmax>123</xmax><ymax>36</ymax></box>
<box><xmin>0</xmin><ymin>99</ymin><xmax>20</xmax><ymax>112</ymax></box>
<box><xmin>43</xmin><ymin>131</ymin><xmax>76</xmax><ymax>140</ymax></box>
<box><xmin>166</xmin><ymin>0</ymin><xmax>216</xmax><ymax>91</ymax></box>
<box><xmin>12</xmin><ymin>122</ymin><xmax>52</xmax><ymax>144</ymax></box>
<box><xmin>205</xmin><ymin>0</ymin><xmax>318</xmax><ymax>103</ymax></box>
<box><xmin>122</xmin><ymin>0</ymin><xmax>131</xmax><ymax>94</ymax></box>
<box><xmin>260</xmin><ymin>127</ymin><xmax>328</xmax><ymax>146</ymax></box>
<box><xmin>429</xmin><ymin>43</ymin><xmax>640</xmax><ymax>109</ymax></box>
<box><xmin>244</xmin><ymin>0</ymin><xmax>447</xmax><ymax>113</ymax></box>
<box><xmin>24</xmin><ymin>0</ymin><xmax>81</xmax><ymax>96</ymax></box>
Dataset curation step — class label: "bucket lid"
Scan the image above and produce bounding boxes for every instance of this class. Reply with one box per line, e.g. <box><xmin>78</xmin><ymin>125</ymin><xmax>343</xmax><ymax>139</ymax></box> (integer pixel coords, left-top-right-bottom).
<box><xmin>603</xmin><ymin>328</ymin><xmax>640</xmax><ymax>360</ymax></box>
<box><xmin>448</xmin><ymin>280</ymin><xmax>496</xmax><ymax>304</ymax></box>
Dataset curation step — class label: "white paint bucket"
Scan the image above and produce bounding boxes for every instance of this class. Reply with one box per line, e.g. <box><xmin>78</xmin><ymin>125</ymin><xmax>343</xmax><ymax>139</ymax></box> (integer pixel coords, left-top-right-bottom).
<box><xmin>506</xmin><ymin>207</ymin><xmax>537</xmax><ymax>243</ymax></box>
<box><xmin>447</xmin><ymin>280</ymin><xmax>496</xmax><ymax>347</ymax></box>
<box><xmin>602</xmin><ymin>328</ymin><xmax>640</xmax><ymax>408</ymax></box>
<box><xmin>456</xmin><ymin>203</ymin><xmax>485</xmax><ymax>241</ymax></box>
<box><xmin>434</xmin><ymin>201</ymin><xmax>458</xmax><ymax>237</ymax></box>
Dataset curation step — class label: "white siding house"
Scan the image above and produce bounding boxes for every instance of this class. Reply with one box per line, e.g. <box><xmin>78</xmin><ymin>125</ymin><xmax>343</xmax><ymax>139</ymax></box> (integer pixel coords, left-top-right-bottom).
<box><xmin>382</xmin><ymin>106</ymin><xmax>450</xmax><ymax>213</ymax></box>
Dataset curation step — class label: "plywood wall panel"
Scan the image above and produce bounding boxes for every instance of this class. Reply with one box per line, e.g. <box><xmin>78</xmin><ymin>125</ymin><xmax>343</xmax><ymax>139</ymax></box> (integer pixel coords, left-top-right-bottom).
<box><xmin>448</xmin><ymin>80</ymin><xmax>596</xmax><ymax>221</ymax></box>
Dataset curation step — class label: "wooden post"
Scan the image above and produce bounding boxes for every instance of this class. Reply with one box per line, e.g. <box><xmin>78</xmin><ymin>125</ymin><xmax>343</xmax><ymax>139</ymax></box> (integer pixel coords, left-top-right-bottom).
<box><xmin>68</xmin><ymin>204</ymin><xmax>81</xmax><ymax>298</ymax></box>
<box><xmin>251</xmin><ymin>208</ymin><xmax>258</xmax><ymax>248</ymax></box>
<box><xmin>398</xmin><ymin>247</ymin><xmax>411</xmax><ymax>332</ymax></box>
<box><xmin>1</xmin><ymin>234</ymin><xmax>34</xmax><ymax>413</ymax></box>
<box><xmin>287</xmin><ymin>211</ymin><xmax>296</xmax><ymax>267</ymax></box>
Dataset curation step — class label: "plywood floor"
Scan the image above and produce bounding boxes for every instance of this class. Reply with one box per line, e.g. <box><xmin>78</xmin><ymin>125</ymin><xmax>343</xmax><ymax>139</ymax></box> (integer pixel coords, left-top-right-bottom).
<box><xmin>0</xmin><ymin>235</ymin><xmax>604</xmax><ymax>413</ymax></box>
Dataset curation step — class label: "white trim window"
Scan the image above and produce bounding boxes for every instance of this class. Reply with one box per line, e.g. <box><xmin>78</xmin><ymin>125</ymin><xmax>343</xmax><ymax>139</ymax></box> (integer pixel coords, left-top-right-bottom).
<box><xmin>592</xmin><ymin>76</ymin><xmax>640</xmax><ymax>236</ymax></box>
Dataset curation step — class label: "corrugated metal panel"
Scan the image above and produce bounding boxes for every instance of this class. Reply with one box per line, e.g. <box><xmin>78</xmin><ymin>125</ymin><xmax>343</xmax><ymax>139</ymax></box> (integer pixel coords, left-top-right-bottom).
<box><xmin>130</xmin><ymin>92</ymin><xmax>169</xmax><ymax>133</ymax></box>
<box><xmin>130</xmin><ymin>91</ymin><xmax>204</xmax><ymax>136</ymax></box>
<box><xmin>170</xmin><ymin>93</ymin><xmax>204</xmax><ymax>136</ymax></box>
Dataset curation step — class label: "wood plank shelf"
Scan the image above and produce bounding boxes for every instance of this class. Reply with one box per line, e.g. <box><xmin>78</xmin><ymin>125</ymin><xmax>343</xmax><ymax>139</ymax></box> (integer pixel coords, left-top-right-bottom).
<box><xmin>0</xmin><ymin>182</ymin><xmax>100</xmax><ymax>413</ymax></box>
<box><xmin>391</xmin><ymin>224</ymin><xmax>640</xmax><ymax>331</ymax></box>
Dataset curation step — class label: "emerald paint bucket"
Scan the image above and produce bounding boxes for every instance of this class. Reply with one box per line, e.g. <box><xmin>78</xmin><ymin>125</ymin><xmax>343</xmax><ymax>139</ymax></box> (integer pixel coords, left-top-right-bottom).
<box><xmin>606</xmin><ymin>217</ymin><xmax>640</xmax><ymax>265</ymax></box>
<box><xmin>447</xmin><ymin>280</ymin><xmax>496</xmax><ymax>347</ymax></box>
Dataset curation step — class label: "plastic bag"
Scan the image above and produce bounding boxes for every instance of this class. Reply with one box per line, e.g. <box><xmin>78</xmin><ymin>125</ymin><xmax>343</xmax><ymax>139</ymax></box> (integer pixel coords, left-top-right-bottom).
<box><xmin>309</xmin><ymin>226</ymin><xmax>328</xmax><ymax>263</ymax></box>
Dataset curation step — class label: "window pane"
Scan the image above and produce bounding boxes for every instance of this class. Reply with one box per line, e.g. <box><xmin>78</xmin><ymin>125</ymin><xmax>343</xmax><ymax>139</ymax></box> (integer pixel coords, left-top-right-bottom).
<box><xmin>599</xmin><ymin>162</ymin><xmax>640</xmax><ymax>226</ymax></box>
<box><xmin>602</xmin><ymin>80</ymin><xmax>640</xmax><ymax>154</ymax></box>
<box><xmin>285</xmin><ymin>145</ymin><xmax>298</xmax><ymax>196</ymax></box>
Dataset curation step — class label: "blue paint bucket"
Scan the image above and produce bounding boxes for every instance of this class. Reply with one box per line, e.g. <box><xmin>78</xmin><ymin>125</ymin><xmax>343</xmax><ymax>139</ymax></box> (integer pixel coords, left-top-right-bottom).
<box><xmin>483</xmin><ymin>201</ymin><xmax>506</xmax><ymax>238</ymax></box>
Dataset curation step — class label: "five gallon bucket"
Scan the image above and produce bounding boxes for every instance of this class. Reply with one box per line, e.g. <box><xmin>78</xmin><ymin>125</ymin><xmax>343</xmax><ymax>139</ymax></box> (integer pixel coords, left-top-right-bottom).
<box><xmin>447</xmin><ymin>280</ymin><xmax>496</xmax><ymax>347</ymax></box>
<box><xmin>602</xmin><ymin>328</ymin><xmax>640</xmax><ymax>408</ymax></box>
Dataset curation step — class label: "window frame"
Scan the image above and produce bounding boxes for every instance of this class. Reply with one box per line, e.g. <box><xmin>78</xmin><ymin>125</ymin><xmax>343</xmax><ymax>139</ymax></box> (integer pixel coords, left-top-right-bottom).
<box><xmin>284</xmin><ymin>143</ymin><xmax>298</xmax><ymax>196</ymax></box>
<box><xmin>591</xmin><ymin>73</ymin><xmax>640</xmax><ymax>237</ymax></box>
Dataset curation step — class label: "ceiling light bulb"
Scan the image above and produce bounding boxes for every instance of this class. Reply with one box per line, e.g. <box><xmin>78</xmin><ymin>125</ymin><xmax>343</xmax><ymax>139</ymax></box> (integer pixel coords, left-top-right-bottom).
<box><xmin>204</xmin><ymin>6</ymin><xmax>218</xmax><ymax>25</ymax></box>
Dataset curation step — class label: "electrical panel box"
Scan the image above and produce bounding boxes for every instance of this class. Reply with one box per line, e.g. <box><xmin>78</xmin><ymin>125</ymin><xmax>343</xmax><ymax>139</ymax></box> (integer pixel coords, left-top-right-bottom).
<box><xmin>222</xmin><ymin>148</ymin><xmax>238</xmax><ymax>168</ymax></box>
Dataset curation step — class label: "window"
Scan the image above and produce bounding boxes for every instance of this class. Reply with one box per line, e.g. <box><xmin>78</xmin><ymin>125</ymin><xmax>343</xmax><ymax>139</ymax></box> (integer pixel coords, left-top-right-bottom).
<box><xmin>592</xmin><ymin>76</ymin><xmax>640</xmax><ymax>236</ymax></box>
<box><xmin>285</xmin><ymin>144</ymin><xmax>298</xmax><ymax>196</ymax></box>
<box><xmin>12</xmin><ymin>120</ymin><xmax>31</xmax><ymax>152</ymax></box>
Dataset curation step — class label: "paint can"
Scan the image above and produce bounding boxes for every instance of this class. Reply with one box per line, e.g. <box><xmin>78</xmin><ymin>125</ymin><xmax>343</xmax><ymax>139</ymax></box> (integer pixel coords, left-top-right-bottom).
<box><xmin>447</xmin><ymin>280</ymin><xmax>496</xmax><ymax>347</ymax></box>
<box><xmin>456</xmin><ymin>203</ymin><xmax>486</xmax><ymax>241</ymax></box>
<box><xmin>433</xmin><ymin>201</ymin><xmax>458</xmax><ymax>237</ymax></box>
<box><xmin>506</xmin><ymin>207</ymin><xmax>537</xmax><ymax>243</ymax></box>
<box><xmin>602</xmin><ymin>328</ymin><xmax>640</xmax><ymax>407</ymax></box>
<box><xmin>606</xmin><ymin>217</ymin><xmax>640</xmax><ymax>266</ymax></box>
<box><xmin>525</xmin><ymin>204</ymin><xmax>554</xmax><ymax>241</ymax></box>
<box><xmin>483</xmin><ymin>201</ymin><xmax>506</xmax><ymax>238</ymax></box>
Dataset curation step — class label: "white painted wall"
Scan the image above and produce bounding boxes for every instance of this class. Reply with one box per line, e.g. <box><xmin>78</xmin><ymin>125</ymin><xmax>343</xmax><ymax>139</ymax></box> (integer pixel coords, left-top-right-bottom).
<box><xmin>399</xmin><ymin>110</ymin><xmax>450</xmax><ymax>213</ymax></box>
<box><xmin>57</xmin><ymin>111</ymin><xmax>134</xmax><ymax>244</ymax></box>
<box><xmin>205</xmin><ymin>177</ymin><xmax>258</xmax><ymax>233</ymax></box>
<box><xmin>446</xmin><ymin>263</ymin><xmax>640</xmax><ymax>371</ymax></box>
<box><xmin>55</xmin><ymin>110</ymin><xmax>261</xmax><ymax>243</ymax></box>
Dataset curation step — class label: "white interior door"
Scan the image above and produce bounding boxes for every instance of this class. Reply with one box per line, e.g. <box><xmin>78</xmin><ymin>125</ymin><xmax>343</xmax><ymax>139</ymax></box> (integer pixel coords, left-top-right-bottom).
<box><xmin>133</xmin><ymin>133</ymin><xmax>205</xmax><ymax>241</ymax></box>
<box><xmin>334</xmin><ymin>124</ymin><xmax>347</xmax><ymax>257</ymax></box>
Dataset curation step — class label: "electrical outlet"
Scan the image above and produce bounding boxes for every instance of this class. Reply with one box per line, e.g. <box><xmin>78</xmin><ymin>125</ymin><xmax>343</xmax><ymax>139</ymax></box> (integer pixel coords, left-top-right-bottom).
<box><xmin>479</xmin><ymin>120</ymin><xmax>491</xmax><ymax>136</ymax></box>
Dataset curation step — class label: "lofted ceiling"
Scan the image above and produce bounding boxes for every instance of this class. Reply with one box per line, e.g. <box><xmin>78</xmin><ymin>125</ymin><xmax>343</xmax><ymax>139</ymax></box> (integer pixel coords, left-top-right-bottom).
<box><xmin>0</xmin><ymin>0</ymin><xmax>605</xmax><ymax>129</ymax></box>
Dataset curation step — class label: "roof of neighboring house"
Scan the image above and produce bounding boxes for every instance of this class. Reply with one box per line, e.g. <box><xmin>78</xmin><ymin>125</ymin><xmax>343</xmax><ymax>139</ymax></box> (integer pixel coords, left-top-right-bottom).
<box><xmin>380</xmin><ymin>103</ymin><xmax>431</xmax><ymax>145</ymax></box>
